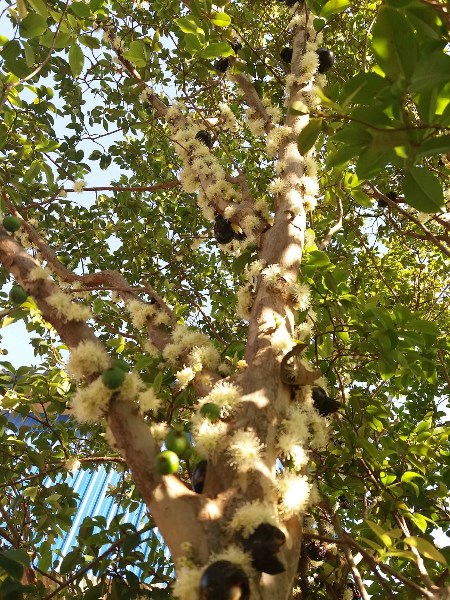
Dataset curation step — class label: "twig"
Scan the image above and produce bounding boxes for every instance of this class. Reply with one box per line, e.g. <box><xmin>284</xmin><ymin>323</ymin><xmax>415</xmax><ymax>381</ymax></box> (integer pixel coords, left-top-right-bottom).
<box><xmin>63</xmin><ymin>182</ymin><xmax>179</xmax><ymax>193</ymax></box>
<box><xmin>370</xmin><ymin>186</ymin><xmax>450</xmax><ymax>258</ymax></box>
<box><xmin>319</xmin><ymin>197</ymin><xmax>343</xmax><ymax>249</ymax></box>
<box><xmin>333</xmin><ymin>514</ymin><xmax>370</xmax><ymax>600</ymax></box>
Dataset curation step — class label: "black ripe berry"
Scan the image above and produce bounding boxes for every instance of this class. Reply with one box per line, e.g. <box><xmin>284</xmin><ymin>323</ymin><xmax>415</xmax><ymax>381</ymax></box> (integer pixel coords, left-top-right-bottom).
<box><xmin>305</xmin><ymin>540</ymin><xmax>327</xmax><ymax>561</ymax></box>
<box><xmin>191</xmin><ymin>460</ymin><xmax>207</xmax><ymax>494</ymax></box>
<box><xmin>195</xmin><ymin>130</ymin><xmax>213</xmax><ymax>149</ymax></box>
<box><xmin>338</xmin><ymin>494</ymin><xmax>351</xmax><ymax>509</ymax></box>
<box><xmin>231</xmin><ymin>39</ymin><xmax>242</xmax><ymax>53</ymax></box>
<box><xmin>280</xmin><ymin>47</ymin><xmax>293</xmax><ymax>64</ymax></box>
<box><xmin>285</xmin><ymin>0</ymin><xmax>301</xmax><ymax>6</ymax></box>
<box><xmin>378</xmin><ymin>190</ymin><xmax>396</xmax><ymax>208</ymax></box>
<box><xmin>242</xmin><ymin>523</ymin><xmax>286</xmax><ymax>574</ymax></box>
<box><xmin>199</xmin><ymin>560</ymin><xmax>250</xmax><ymax>600</ymax></box>
<box><xmin>386</xmin><ymin>191</ymin><xmax>397</xmax><ymax>201</ymax></box>
<box><xmin>312</xmin><ymin>387</ymin><xmax>341</xmax><ymax>416</ymax></box>
<box><xmin>214</xmin><ymin>215</ymin><xmax>235</xmax><ymax>245</ymax></box>
<box><xmin>316</xmin><ymin>47</ymin><xmax>335</xmax><ymax>74</ymax></box>
<box><xmin>214</xmin><ymin>58</ymin><xmax>230</xmax><ymax>73</ymax></box>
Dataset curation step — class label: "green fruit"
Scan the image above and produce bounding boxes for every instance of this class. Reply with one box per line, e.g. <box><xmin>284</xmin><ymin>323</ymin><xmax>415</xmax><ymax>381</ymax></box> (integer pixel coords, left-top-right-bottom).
<box><xmin>59</xmin><ymin>253</ymin><xmax>72</xmax><ymax>266</ymax></box>
<box><xmin>9</xmin><ymin>285</ymin><xmax>28</xmax><ymax>305</ymax></box>
<box><xmin>2</xmin><ymin>216</ymin><xmax>21</xmax><ymax>233</ymax></box>
<box><xmin>154</xmin><ymin>450</ymin><xmax>179</xmax><ymax>475</ymax></box>
<box><xmin>112</xmin><ymin>358</ymin><xmax>128</xmax><ymax>372</ymax></box>
<box><xmin>101</xmin><ymin>367</ymin><xmax>126</xmax><ymax>389</ymax></box>
<box><xmin>200</xmin><ymin>402</ymin><xmax>221</xmax><ymax>422</ymax></box>
<box><xmin>165</xmin><ymin>429</ymin><xmax>190</xmax><ymax>456</ymax></box>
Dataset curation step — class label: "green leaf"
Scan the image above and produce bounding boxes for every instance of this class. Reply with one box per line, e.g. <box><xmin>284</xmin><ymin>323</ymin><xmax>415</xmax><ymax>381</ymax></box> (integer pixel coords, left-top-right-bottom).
<box><xmin>200</xmin><ymin>42</ymin><xmax>234</xmax><ymax>60</ymax></box>
<box><xmin>175</xmin><ymin>16</ymin><xmax>204</xmax><ymax>35</ymax></box>
<box><xmin>401</xmin><ymin>471</ymin><xmax>426</xmax><ymax>483</ymax></box>
<box><xmin>184</xmin><ymin>33</ymin><xmax>204</xmax><ymax>55</ymax></box>
<box><xmin>23</xmin><ymin>41</ymin><xmax>35</xmax><ymax>67</ymax></box>
<box><xmin>305</xmin><ymin>250</ymin><xmax>331</xmax><ymax>268</ymax></box>
<box><xmin>320</xmin><ymin>0</ymin><xmax>350</xmax><ymax>19</ymax></box>
<box><xmin>27</xmin><ymin>0</ymin><xmax>48</xmax><ymax>17</ymax></box>
<box><xmin>352</xmin><ymin>189</ymin><xmax>373</xmax><ymax>208</ymax></box>
<box><xmin>211</xmin><ymin>11</ymin><xmax>231</xmax><ymax>27</ymax></box>
<box><xmin>371</xmin><ymin>7</ymin><xmax>417</xmax><ymax>82</ymax></box>
<box><xmin>407</xmin><ymin>319</ymin><xmax>440</xmax><ymax>337</ymax></box>
<box><xmin>416</xmin><ymin>135</ymin><xmax>450</xmax><ymax>159</ymax></box>
<box><xmin>409</xmin><ymin>513</ymin><xmax>427</xmax><ymax>534</ymax></box>
<box><xmin>123</xmin><ymin>40</ymin><xmax>148</xmax><ymax>67</ymax></box>
<box><xmin>411</xmin><ymin>53</ymin><xmax>450</xmax><ymax>92</ymax></box>
<box><xmin>297</xmin><ymin>119</ymin><xmax>322</xmax><ymax>155</ymax></box>
<box><xmin>19</xmin><ymin>13</ymin><xmax>47</xmax><ymax>38</ymax></box>
<box><xmin>402</xmin><ymin>167</ymin><xmax>444</xmax><ymax>213</ymax></box>
<box><xmin>403</xmin><ymin>536</ymin><xmax>447</xmax><ymax>564</ymax></box>
<box><xmin>0</xmin><ymin>553</ymin><xmax>24</xmax><ymax>580</ymax></box>
<box><xmin>289</xmin><ymin>100</ymin><xmax>309</xmax><ymax>115</ymax></box>
<box><xmin>70</xmin><ymin>1</ymin><xmax>91</xmax><ymax>17</ymax></box>
<box><xmin>68</xmin><ymin>44</ymin><xmax>84</xmax><ymax>78</ymax></box>
<box><xmin>364</xmin><ymin>520</ymin><xmax>393</xmax><ymax>547</ymax></box>
<box><xmin>355</xmin><ymin>149</ymin><xmax>392</xmax><ymax>180</ymax></box>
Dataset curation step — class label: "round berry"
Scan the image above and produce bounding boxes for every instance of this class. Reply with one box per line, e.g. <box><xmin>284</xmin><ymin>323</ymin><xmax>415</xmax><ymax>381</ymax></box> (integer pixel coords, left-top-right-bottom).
<box><xmin>154</xmin><ymin>450</ymin><xmax>179</xmax><ymax>475</ymax></box>
<box><xmin>101</xmin><ymin>367</ymin><xmax>126</xmax><ymax>389</ymax></box>
<box><xmin>3</xmin><ymin>216</ymin><xmax>22</xmax><ymax>233</ymax></box>
<box><xmin>9</xmin><ymin>285</ymin><xmax>28</xmax><ymax>305</ymax></box>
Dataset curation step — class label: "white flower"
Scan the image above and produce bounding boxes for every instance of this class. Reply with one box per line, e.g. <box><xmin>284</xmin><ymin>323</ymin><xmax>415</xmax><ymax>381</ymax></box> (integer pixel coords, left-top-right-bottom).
<box><xmin>27</xmin><ymin>266</ymin><xmax>51</xmax><ymax>281</ymax></box>
<box><xmin>227</xmin><ymin>429</ymin><xmax>264</xmax><ymax>473</ymax></box>
<box><xmin>278</xmin><ymin>472</ymin><xmax>312</xmax><ymax>517</ymax></box>
<box><xmin>262</xmin><ymin>264</ymin><xmax>285</xmax><ymax>286</ymax></box>
<box><xmin>191</xmin><ymin>416</ymin><xmax>228</xmax><ymax>458</ymax></box>
<box><xmin>71</xmin><ymin>378</ymin><xmax>112</xmax><ymax>422</ymax></box>
<box><xmin>47</xmin><ymin>290</ymin><xmax>92</xmax><ymax>322</ymax></box>
<box><xmin>66</xmin><ymin>340</ymin><xmax>110</xmax><ymax>381</ymax></box>
<box><xmin>176</xmin><ymin>366</ymin><xmax>195</xmax><ymax>389</ymax></box>
<box><xmin>237</xmin><ymin>284</ymin><xmax>253</xmax><ymax>321</ymax></box>
<box><xmin>201</xmin><ymin>381</ymin><xmax>242</xmax><ymax>415</ymax></box>
<box><xmin>64</xmin><ymin>458</ymin><xmax>81</xmax><ymax>471</ymax></box>
<box><xmin>126</xmin><ymin>299</ymin><xmax>157</xmax><ymax>329</ymax></box>
<box><xmin>138</xmin><ymin>388</ymin><xmax>162</xmax><ymax>414</ymax></box>
<box><xmin>229</xmin><ymin>501</ymin><xmax>279</xmax><ymax>537</ymax></box>
<box><xmin>73</xmin><ymin>180</ymin><xmax>86</xmax><ymax>193</ymax></box>
<box><xmin>172</xmin><ymin>565</ymin><xmax>202</xmax><ymax>600</ymax></box>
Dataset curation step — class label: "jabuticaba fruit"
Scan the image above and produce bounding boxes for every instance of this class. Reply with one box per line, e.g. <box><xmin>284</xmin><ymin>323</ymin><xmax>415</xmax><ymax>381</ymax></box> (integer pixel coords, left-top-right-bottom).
<box><xmin>199</xmin><ymin>560</ymin><xmax>250</xmax><ymax>600</ymax></box>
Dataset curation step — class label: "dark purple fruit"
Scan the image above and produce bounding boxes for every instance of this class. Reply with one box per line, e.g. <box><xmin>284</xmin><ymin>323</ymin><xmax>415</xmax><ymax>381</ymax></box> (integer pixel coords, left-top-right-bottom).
<box><xmin>338</xmin><ymin>494</ymin><xmax>350</xmax><ymax>509</ymax></box>
<box><xmin>286</xmin><ymin>0</ymin><xmax>302</xmax><ymax>6</ymax></box>
<box><xmin>312</xmin><ymin>387</ymin><xmax>341</xmax><ymax>416</ymax></box>
<box><xmin>199</xmin><ymin>560</ymin><xmax>250</xmax><ymax>600</ymax></box>
<box><xmin>304</xmin><ymin>540</ymin><xmax>327</xmax><ymax>561</ymax></box>
<box><xmin>196</xmin><ymin>130</ymin><xmax>213</xmax><ymax>149</ymax></box>
<box><xmin>316</xmin><ymin>47</ymin><xmax>335</xmax><ymax>74</ymax></box>
<box><xmin>378</xmin><ymin>190</ymin><xmax>396</xmax><ymax>208</ymax></box>
<box><xmin>280</xmin><ymin>47</ymin><xmax>293</xmax><ymax>64</ymax></box>
<box><xmin>191</xmin><ymin>460</ymin><xmax>207</xmax><ymax>493</ymax></box>
<box><xmin>214</xmin><ymin>58</ymin><xmax>230</xmax><ymax>73</ymax></box>
<box><xmin>386</xmin><ymin>191</ymin><xmax>397</xmax><ymax>201</ymax></box>
<box><xmin>231</xmin><ymin>39</ymin><xmax>242</xmax><ymax>53</ymax></box>
<box><xmin>242</xmin><ymin>523</ymin><xmax>286</xmax><ymax>574</ymax></box>
<box><xmin>214</xmin><ymin>215</ymin><xmax>235</xmax><ymax>245</ymax></box>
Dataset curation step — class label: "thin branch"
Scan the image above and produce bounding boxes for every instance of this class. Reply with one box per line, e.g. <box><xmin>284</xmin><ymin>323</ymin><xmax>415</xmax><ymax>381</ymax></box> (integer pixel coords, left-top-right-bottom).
<box><xmin>333</xmin><ymin>514</ymin><xmax>370</xmax><ymax>600</ymax></box>
<box><xmin>319</xmin><ymin>197</ymin><xmax>344</xmax><ymax>250</ymax></box>
<box><xmin>63</xmin><ymin>182</ymin><xmax>180</xmax><ymax>193</ymax></box>
<box><xmin>370</xmin><ymin>186</ymin><xmax>450</xmax><ymax>258</ymax></box>
<box><xmin>43</xmin><ymin>524</ymin><xmax>156</xmax><ymax>599</ymax></box>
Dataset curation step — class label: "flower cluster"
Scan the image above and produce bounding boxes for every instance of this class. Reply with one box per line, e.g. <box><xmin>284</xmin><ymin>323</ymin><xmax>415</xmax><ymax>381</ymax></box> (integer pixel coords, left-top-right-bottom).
<box><xmin>67</xmin><ymin>340</ymin><xmax>110</xmax><ymax>380</ymax></box>
<box><xmin>70</xmin><ymin>377</ymin><xmax>113</xmax><ymax>422</ymax></box>
<box><xmin>227</xmin><ymin>429</ymin><xmax>264</xmax><ymax>473</ymax></box>
<box><xmin>138</xmin><ymin>387</ymin><xmax>162</xmax><ymax>414</ymax></box>
<box><xmin>191</xmin><ymin>380</ymin><xmax>242</xmax><ymax>458</ymax></box>
<box><xmin>229</xmin><ymin>501</ymin><xmax>279</xmax><ymax>537</ymax></box>
<box><xmin>277</xmin><ymin>471</ymin><xmax>312</xmax><ymax>517</ymax></box>
<box><xmin>163</xmin><ymin>326</ymin><xmax>221</xmax><ymax>381</ymax></box>
<box><xmin>126</xmin><ymin>299</ymin><xmax>170</xmax><ymax>330</ymax></box>
<box><xmin>47</xmin><ymin>290</ymin><xmax>91</xmax><ymax>322</ymax></box>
